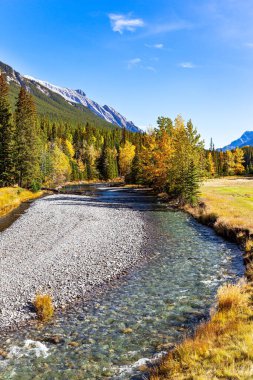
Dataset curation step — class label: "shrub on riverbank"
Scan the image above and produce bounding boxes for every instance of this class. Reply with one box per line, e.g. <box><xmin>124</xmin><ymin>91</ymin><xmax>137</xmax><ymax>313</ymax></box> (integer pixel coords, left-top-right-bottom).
<box><xmin>151</xmin><ymin>282</ymin><xmax>253</xmax><ymax>380</ymax></box>
<box><xmin>33</xmin><ymin>294</ymin><xmax>54</xmax><ymax>321</ymax></box>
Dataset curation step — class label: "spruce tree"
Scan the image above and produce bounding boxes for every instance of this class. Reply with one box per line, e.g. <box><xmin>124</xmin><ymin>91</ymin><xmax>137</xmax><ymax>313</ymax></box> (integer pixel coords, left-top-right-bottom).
<box><xmin>0</xmin><ymin>73</ymin><xmax>16</xmax><ymax>186</ymax></box>
<box><xmin>15</xmin><ymin>87</ymin><xmax>42</xmax><ymax>188</ymax></box>
<box><xmin>184</xmin><ymin>160</ymin><xmax>200</xmax><ymax>205</ymax></box>
<box><xmin>98</xmin><ymin>139</ymin><xmax>118</xmax><ymax>180</ymax></box>
<box><xmin>126</xmin><ymin>149</ymin><xmax>141</xmax><ymax>183</ymax></box>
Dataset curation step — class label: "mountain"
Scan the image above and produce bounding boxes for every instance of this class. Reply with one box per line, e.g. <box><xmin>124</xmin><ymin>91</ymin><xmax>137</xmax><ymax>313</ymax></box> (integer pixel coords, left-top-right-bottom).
<box><xmin>0</xmin><ymin>60</ymin><xmax>141</xmax><ymax>132</ymax></box>
<box><xmin>221</xmin><ymin>131</ymin><xmax>253</xmax><ymax>151</ymax></box>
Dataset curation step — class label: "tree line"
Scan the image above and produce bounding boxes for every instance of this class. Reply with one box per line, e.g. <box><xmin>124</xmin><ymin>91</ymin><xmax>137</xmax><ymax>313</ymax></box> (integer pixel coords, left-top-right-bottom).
<box><xmin>0</xmin><ymin>73</ymin><xmax>143</xmax><ymax>190</ymax></box>
<box><xmin>206</xmin><ymin>139</ymin><xmax>248</xmax><ymax>177</ymax></box>
<box><xmin>0</xmin><ymin>72</ymin><xmax>252</xmax><ymax>205</ymax></box>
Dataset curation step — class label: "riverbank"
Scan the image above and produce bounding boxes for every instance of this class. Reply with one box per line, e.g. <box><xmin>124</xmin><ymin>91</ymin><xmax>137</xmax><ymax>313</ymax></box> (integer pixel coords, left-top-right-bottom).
<box><xmin>0</xmin><ymin>187</ymin><xmax>43</xmax><ymax>217</ymax></box>
<box><xmin>0</xmin><ymin>192</ymin><xmax>147</xmax><ymax>330</ymax></box>
<box><xmin>185</xmin><ymin>177</ymin><xmax>253</xmax><ymax>279</ymax></box>
<box><xmin>151</xmin><ymin>177</ymin><xmax>253</xmax><ymax>380</ymax></box>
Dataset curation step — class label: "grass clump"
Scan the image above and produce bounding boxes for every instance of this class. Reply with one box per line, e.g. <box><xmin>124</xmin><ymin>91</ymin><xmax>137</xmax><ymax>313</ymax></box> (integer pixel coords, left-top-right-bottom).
<box><xmin>217</xmin><ymin>283</ymin><xmax>249</xmax><ymax>312</ymax></box>
<box><xmin>33</xmin><ymin>294</ymin><xmax>54</xmax><ymax>321</ymax></box>
<box><xmin>245</xmin><ymin>239</ymin><xmax>253</xmax><ymax>253</ymax></box>
<box><xmin>150</xmin><ymin>283</ymin><xmax>253</xmax><ymax>380</ymax></box>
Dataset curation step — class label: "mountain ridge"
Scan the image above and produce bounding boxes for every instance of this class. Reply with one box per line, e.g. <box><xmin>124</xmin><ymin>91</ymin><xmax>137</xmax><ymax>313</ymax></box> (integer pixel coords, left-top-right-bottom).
<box><xmin>221</xmin><ymin>131</ymin><xmax>253</xmax><ymax>151</ymax></box>
<box><xmin>0</xmin><ymin>60</ymin><xmax>140</xmax><ymax>133</ymax></box>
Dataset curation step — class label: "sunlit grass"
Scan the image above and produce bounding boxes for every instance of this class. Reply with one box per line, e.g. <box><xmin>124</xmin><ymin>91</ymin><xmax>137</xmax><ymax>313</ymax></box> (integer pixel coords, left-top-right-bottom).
<box><xmin>0</xmin><ymin>187</ymin><xmax>42</xmax><ymax>216</ymax></box>
<box><xmin>151</xmin><ymin>283</ymin><xmax>253</xmax><ymax>380</ymax></box>
<box><xmin>199</xmin><ymin>177</ymin><xmax>253</xmax><ymax>233</ymax></box>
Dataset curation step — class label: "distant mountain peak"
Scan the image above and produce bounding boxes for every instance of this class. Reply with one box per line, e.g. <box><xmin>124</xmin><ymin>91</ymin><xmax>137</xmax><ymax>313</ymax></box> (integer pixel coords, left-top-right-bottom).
<box><xmin>76</xmin><ymin>89</ymin><xmax>86</xmax><ymax>97</ymax></box>
<box><xmin>221</xmin><ymin>131</ymin><xmax>253</xmax><ymax>151</ymax></box>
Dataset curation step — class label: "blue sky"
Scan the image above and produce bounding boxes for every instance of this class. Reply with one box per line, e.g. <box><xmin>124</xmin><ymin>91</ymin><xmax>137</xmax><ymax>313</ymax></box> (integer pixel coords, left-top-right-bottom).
<box><xmin>0</xmin><ymin>0</ymin><xmax>253</xmax><ymax>147</ymax></box>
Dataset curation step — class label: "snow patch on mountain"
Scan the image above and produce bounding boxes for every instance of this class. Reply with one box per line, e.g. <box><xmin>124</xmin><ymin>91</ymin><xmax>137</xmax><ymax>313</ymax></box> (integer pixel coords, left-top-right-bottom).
<box><xmin>221</xmin><ymin>131</ymin><xmax>253</xmax><ymax>151</ymax></box>
<box><xmin>24</xmin><ymin>75</ymin><xmax>140</xmax><ymax>132</ymax></box>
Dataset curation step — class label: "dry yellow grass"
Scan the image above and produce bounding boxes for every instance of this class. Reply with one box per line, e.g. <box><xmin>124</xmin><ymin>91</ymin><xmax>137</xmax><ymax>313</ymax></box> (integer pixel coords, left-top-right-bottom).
<box><xmin>0</xmin><ymin>187</ymin><xmax>42</xmax><ymax>217</ymax></box>
<box><xmin>151</xmin><ymin>283</ymin><xmax>253</xmax><ymax>380</ymax></box>
<box><xmin>33</xmin><ymin>294</ymin><xmax>54</xmax><ymax>321</ymax></box>
<box><xmin>199</xmin><ymin>177</ymin><xmax>253</xmax><ymax>233</ymax></box>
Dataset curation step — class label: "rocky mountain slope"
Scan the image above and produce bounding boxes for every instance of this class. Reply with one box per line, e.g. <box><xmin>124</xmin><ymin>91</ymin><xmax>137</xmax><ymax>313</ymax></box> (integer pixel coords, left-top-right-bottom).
<box><xmin>0</xmin><ymin>60</ymin><xmax>140</xmax><ymax>132</ymax></box>
<box><xmin>222</xmin><ymin>131</ymin><xmax>253</xmax><ymax>151</ymax></box>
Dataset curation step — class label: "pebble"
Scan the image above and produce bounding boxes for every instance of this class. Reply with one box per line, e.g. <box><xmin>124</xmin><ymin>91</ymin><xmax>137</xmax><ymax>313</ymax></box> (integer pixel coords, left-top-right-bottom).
<box><xmin>0</xmin><ymin>194</ymin><xmax>147</xmax><ymax>330</ymax></box>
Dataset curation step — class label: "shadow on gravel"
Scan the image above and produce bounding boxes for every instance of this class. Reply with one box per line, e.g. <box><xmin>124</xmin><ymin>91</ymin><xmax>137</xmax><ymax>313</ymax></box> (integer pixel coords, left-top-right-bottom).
<box><xmin>43</xmin><ymin>188</ymin><xmax>165</xmax><ymax>212</ymax></box>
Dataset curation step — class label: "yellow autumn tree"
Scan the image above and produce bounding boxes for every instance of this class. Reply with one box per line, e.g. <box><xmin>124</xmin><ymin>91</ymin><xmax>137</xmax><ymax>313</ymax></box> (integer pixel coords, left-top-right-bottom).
<box><xmin>139</xmin><ymin>127</ymin><xmax>174</xmax><ymax>191</ymax></box>
<box><xmin>138</xmin><ymin>115</ymin><xmax>204</xmax><ymax>203</ymax></box>
<box><xmin>119</xmin><ymin>140</ymin><xmax>136</xmax><ymax>177</ymax></box>
<box><xmin>63</xmin><ymin>139</ymin><xmax>75</xmax><ymax>159</ymax></box>
<box><xmin>234</xmin><ymin>148</ymin><xmax>245</xmax><ymax>174</ymax></box>
<box><xmin>207</xmin><ymin>152</ymin><xmax>216</xmax><ymax>177</ymax></box>
<box><xmin>50</xmin><ymin>145</ymin><xmax>71</xmax><ymax>184</ymax></box>
<box><xmin>226</xmin><ymin>150</ymin><xmax>235</xmax><ymax>175</ymax></box>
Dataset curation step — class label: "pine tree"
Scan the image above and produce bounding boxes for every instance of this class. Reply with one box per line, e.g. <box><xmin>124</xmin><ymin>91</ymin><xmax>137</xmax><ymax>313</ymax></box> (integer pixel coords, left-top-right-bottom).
<box><xmin>126</xmin><ymin>149</ymin><xmax>141</xmax><ymax>183</ymax></box>
<box><xmin>0</xmin><ymin>73</ymin><xmax>16</xmax><ymax>186</ymax></box>
<box><xmin>209</xmin><ymin>138</ymin><xmax>215</xmax><ymax>151</ymax></box>
<box><xmin>183</xmin><ymin>160</ymin><xmax>200</xmax><ymax>205</ymax></box>
<box><xmin>15</xmin><ymin>87</ymin><xmax>42</xmax><ymax>188</ymax></box>
<box><xmin>98</xmin><ymin>139</ymin><xmax>118</xmax><ymax>180</ymax></box>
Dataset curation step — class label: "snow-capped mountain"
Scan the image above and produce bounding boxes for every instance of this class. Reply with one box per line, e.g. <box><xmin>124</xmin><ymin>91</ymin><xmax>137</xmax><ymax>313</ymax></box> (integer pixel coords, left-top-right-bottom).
<box><xmin>221</xmin><ymin>131</ymin><xmax>253</xmax><ymax>151</ymax></box>
<box><xmin>0</xmin><ymin>60</ymin><xmax>140</xmax><ymax>132</ymax></box>
<box><xmin>24</xmin><ymin>75</ymin><xmax>141</xmax><ymax>132</ymax></box>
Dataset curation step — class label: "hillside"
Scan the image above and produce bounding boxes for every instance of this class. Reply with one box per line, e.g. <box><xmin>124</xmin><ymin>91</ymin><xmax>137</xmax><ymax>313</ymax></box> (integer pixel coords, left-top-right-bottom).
<box><xmin>0</xmin><ymin>60</ymin><xmax>140</xmax><ymax>132</ymax></box>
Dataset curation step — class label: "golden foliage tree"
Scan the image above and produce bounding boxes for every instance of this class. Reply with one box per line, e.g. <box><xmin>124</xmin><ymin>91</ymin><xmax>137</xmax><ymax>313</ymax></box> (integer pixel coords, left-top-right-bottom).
<box><xmin>234</xmin><ymin>148</ymin><xmax>245</xmax><ymax>174</ymax></box>
<box><xmin>138</xmin><ymin>116</ymin><xmax>204</xmax><ymax>204</ymax></box>
<box><xmin>119</xmin><ymin>140</ymin><xmax>136</xmax><ymax>177</ymax></box>
<box><xmin>207</xmin><ymin>152</ymin><xmax>216</xmax><ymax>177</ymax></box>
<box><xmin>50</xmin><ymin>145</ymin><xmax>71</xmax><ymax>184</ymax></box>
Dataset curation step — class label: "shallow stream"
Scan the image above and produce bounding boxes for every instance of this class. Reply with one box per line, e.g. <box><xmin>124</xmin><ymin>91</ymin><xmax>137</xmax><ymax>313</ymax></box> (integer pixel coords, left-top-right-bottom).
<box><xmin>0</xmin><ymin>185</ymin><xmax>244</xmax><ymax>379</ymax></box>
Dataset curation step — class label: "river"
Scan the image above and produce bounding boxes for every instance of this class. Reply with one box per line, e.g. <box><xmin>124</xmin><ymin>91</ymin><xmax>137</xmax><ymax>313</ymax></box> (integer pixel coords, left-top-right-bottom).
<box><xmin>0</xmin><ymin>184</ymin><xmax>244</xmax><ymax>379</ymax></box>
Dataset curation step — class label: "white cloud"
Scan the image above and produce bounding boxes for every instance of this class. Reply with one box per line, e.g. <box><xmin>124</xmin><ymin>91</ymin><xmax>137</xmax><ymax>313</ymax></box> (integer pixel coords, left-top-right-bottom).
<box><xmin>245</xmin><ymin>42</ymin><xmax>253</xmax><ymax>48</ymax></box>
<box><xmin>145</xmin><ymin>66</ymin><xmax>157</xmax><ymax>72</ymax></box>
<box><xmin>127</xmin><ymin>58</ymin><xmax>142</xmax><ymax>69</ymax></box>
<box><xmin>145</xmin><ymin>43</ymin><xmax>164</xmax><ymax>49</ymax></box>
<box><xmin>149</xmin><ymin>21</ymin><xmax>192</xmax><ymax>35</ymax></box>
<box><xmin>127</xmin><ymin>58</ymin><xmax>156</xmax><ymax>72</ymax></box>
<box><xmin>109</xmin><ymin>13</ymin><xmax>144</xmax><ymax>34</ymax></box>
<box><xmin>179</xmin><ymin>62</ymin><xmax>196</xmax><ymax>69</ymax></box>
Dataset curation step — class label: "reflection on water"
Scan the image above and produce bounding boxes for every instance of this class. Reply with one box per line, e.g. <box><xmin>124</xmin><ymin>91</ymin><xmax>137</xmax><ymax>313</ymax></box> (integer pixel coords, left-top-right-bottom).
<box><xmin>0</xmin><ymin>185</ymin><xmax>244</xmax><ymax>379</ymax></box>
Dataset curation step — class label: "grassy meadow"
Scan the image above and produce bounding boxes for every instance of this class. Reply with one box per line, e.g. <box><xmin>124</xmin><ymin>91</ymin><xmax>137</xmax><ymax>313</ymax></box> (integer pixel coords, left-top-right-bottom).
<box><xmin>199</xmin><ymin>177</ymin><xmax>253</xmax><ymax>233</ymax></box>
<box><xmin>152</xmin><ymin>177</ymin><xmax>253</xmax><ymax>380</ymax></box>
<box><xmin>0</xmin><ymin>187</ymin><xmax>42</xmax><ymax>217</ymax></box>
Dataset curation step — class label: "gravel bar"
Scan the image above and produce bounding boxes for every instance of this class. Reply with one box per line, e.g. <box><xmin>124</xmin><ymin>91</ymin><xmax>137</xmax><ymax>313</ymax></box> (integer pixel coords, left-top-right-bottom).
<box><xmin>0</xmin><ymin>194</ymin><xmax>147</xmax><ymax>330</ymax></box>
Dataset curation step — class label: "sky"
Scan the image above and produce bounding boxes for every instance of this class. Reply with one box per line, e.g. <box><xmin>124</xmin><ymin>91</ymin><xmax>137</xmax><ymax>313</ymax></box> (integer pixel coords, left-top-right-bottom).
<box><xmin>0</xmin><ymin>0</ymin><xmax>253</xmax><ymax>147</ymax></box>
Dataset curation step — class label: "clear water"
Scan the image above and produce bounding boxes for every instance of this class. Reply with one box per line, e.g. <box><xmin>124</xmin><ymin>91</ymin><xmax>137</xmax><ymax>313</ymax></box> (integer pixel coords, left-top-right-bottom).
<box><xmin>0</xmin><ymin>186</ymin><xmax>244</xmax><ymax>380</ymax></box>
